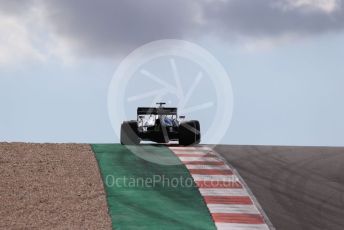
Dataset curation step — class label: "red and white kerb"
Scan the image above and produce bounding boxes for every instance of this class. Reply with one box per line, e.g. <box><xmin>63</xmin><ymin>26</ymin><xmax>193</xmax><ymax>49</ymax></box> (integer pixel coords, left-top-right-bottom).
<box><xmin>169</xmin><ymin>146</ymin><xmax>273</xmax><ymax>230</ymax></box>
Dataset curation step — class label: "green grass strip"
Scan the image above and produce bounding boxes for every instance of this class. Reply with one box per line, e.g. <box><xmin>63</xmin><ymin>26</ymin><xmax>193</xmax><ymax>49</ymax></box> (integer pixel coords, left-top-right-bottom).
<box><xmin>92</xmin><ymin>144</ymin><xmax>216</xmax><ymax>230</ymax></box>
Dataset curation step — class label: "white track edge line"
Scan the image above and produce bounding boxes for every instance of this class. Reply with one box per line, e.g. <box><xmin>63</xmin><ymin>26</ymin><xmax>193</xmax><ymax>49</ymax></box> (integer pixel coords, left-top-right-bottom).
<box><xmin>215</xmin><ymin>223</ymin><xmax>270</xmax><ymax>230</ymax></box>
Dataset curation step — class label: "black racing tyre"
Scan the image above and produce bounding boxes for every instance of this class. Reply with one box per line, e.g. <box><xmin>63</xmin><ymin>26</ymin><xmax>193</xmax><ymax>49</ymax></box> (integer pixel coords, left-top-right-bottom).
<box><xmin>193</xmin><ymin>120</ymin><xmax>201</xmax><ymax>144</ymax></box>
<box><xmin>179</xmin><ymin>120</ymin><xmax>200</xmax><ymax>146</ymax></box>
<box><xmin>120</xmin><ymin>121</ymin><xmax>140</xmax><ymax>145</ymax></box>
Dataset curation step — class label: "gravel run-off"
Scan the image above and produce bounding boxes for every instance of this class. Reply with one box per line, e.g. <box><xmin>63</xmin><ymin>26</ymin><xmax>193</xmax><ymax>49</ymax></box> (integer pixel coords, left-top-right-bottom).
<box><xmin>0</xmin><ymin>143</ymin><xmax>111</xmax><ymax>229</ymax></box>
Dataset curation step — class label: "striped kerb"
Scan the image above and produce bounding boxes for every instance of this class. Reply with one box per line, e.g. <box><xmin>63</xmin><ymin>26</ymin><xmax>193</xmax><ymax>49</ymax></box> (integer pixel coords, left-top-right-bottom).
<box><xmin>169</xmin><ymin>146</ymin><xmax>272</xmax><ymax>230</ymax></box>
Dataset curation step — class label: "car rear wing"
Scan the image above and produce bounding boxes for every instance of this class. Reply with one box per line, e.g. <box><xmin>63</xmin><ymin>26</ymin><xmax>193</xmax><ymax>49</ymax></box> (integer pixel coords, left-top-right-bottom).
<box><xmin>137</xmin><ymin>107</ymin><xmax>177</xmax><ymax>115</ymax></box>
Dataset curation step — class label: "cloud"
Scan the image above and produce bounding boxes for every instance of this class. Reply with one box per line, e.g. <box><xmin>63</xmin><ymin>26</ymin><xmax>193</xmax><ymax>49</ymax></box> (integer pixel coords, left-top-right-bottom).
<box><xmin>39</xmin><ymin>0</ymin><xmax>201</xmax><ymax>57</ymax></box>
<box><xmin>0</xmin><ymin>1</ymin><xmax>79</xmax><ymax>65</ymax></box>
<box><xmin>0</xmin><ymin>0</ymin><xmax>35</xmax><ymax>14</ymax></box>
<box><xmin>279</xmin><ymin>0</ymin><xmax>341</xmax><ymax>13</ymax></box>
<box><xmin>204</xmin><ymin>0</ymin><xmax>344</xmax><ymax>38</ymax></box>
<box><xmin>0</xmin><ymin>9</ymin><xmax>45</xmax><ymax>65</ymax></box>
<box><xmin>0</xmin><ymin>0</ymin><xmax>343</xmax><ymax>59</ymax></box>
<box><xmin>41</xmin><ymin>0</ymin><xmax>344</xmax><ymax>56</ymax></box>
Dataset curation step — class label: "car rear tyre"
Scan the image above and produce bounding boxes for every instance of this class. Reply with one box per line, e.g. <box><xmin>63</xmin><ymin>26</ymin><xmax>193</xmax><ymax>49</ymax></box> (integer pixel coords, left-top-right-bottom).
<box><xmin>194</xmin><ymin>120</ymin><xmax>201</xmax><ymax>144</ymax></box>
<box><xmin>120</xmin><ymin>121</ymin><xmax>140</xmax><ymax>145</ymax></box>
<box><xmin>179</xmin><ymin>120</ymin><xmax>200</xmax><ymax>146</ymax></box>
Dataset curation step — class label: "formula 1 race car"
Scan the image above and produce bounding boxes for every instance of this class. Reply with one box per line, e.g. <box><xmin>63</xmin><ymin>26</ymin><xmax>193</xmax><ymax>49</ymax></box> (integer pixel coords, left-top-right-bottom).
<box><xmin>120</xmin><ymin>103</ymin><xmax>200</xmax><ymax>145</ymax></box>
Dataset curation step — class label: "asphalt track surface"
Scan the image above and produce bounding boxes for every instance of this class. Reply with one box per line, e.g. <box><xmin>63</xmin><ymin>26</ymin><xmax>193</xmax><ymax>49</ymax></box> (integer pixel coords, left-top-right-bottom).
<box><xmin>215</xmin><ymin>145</ymin><xmax>344</xmax><ymax>230</ymax></box>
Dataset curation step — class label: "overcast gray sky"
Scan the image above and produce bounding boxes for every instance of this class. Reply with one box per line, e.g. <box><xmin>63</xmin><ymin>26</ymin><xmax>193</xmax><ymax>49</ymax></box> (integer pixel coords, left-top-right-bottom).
<box><xmin>1</xmin><ymin>0</ymin><xmax>343</xmax><ymax>57</ymax></box>
<box><xmin>1</xmin><ymin>0</ymin><xmax>344</xmax><ymax>145</ymax></box>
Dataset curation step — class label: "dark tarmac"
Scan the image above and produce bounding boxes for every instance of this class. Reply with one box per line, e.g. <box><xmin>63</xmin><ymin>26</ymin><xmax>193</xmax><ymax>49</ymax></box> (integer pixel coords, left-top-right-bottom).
<box><xmin>215</xmin><ymin>145</ymin><xmax>344</xmax><ymax>230</ymax></box>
